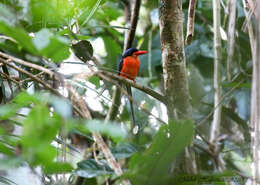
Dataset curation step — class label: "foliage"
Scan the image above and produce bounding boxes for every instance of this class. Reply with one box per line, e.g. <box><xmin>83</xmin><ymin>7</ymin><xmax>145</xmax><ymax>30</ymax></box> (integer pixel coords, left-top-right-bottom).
<box><xmin>0</xmin><ymin>0</ymin><xmax>253</xmax><ymax>184</ymax></box>
<box><xmin>127</xmin><ymin>120</ymin><xmax>194</xmax><ymax>185</ymax></box>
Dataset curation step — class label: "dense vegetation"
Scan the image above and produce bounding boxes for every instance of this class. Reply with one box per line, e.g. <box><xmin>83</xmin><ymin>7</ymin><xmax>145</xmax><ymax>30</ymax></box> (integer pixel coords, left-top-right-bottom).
<box><xmin>0</xmin><ymin>0</ymin><xmax>254</xmax><ymax>184</ymax></box>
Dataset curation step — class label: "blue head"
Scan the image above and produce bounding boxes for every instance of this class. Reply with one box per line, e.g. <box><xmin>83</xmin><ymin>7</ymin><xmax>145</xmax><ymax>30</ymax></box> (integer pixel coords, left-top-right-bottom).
<box><xmin>122</xmin><ymin>48</ymin><xmax>148</xmax><ymax>58</ymax></box>
<box><xmin>122</xmin><ymin>48</ymin><xmax>138</xmax><ymax>58</ymax></box>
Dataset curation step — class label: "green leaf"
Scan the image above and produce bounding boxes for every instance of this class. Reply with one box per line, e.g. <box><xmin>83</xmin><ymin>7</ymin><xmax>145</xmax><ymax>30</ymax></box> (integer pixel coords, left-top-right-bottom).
<box><xmin>33</xmin><ymin>28</ymin><xmax>70</xmax><ymax>62</ymax></box>
<box><xmin>49</xmin><ymin>96</ymin><xmax>72</xmax><ymax>118</ymax></box>
<box><xmin>165</xmin><ymin>172</ymin><xmax>241</xmax><ymax>185</ymax></box>
<box><xmin>29</xmin><ymin>0</ymin><xmax>71</xmax><ymax>31</ymax></box>
<box><xmin>78</xmin><ymin>0</ymin><xmax>104</xmax><ymax>26</ymax></box>
<box><xmin>0</xmin><ymin>3</ymin><xmax>17</xmax><ymax>26</ymax></box>
<box><xmin>0</xmin><ymin>22</ymin><xmax>38</xmax><ymax>54</ymax></box>
<box><xmin>102</xmin><ymin>36</ymin><xmax>121</xmax><ymax>69</ymax></box>
<box><xmin>127</xmin><ymin>120</ymin><xmax>194</xmax><ymax>185</ymax></box>
<box><xmin>111</xmin><ymin>144</ymin><xmax>138</xmax><ymax>159</ymax></box>
<box><xmin>88</xmin><ymin>76</ymin><xmax>100</xmax><ymax>88</ymax></box>
<box><xmin>188</xmin><ymin>64</ymin><xmax>206</xmax><ymax>108</ymax></box>
<box><xmin>0</xmin><ymin>104</ymin><xmax>21</xmax><ymax>120</ymax></box>
<box><xmin>21</xmin><ymin>104</ymin><xmax>62</xmax><ymax>166</ymax></box>
<box><xmin>43</xmin><ymin>162</ymin><xmax>74</xmax><ymax>174</ymax></box>
<box><xmin>74</xmin><ymin>159</ymin><xmax>114</xmax><ymax>178</ymax></box>
<box><xmin>13</xmin><ymin>91</ymin><xmax>45</xmax><ymax>106</ymax></box>
<box><xmin>0</xmin><ymin>142</ymin><xmax>14</xmax><ymax>156</ymax></box>
<box><xmin>72</xmin><ymin>40</ymin><xmax>94</xmax><ymax>62</ymax></box>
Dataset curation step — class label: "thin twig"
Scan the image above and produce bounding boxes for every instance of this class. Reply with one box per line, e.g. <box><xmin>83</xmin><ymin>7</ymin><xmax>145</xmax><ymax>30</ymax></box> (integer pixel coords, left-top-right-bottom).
<box><xmin>124</xmin><ymin>0</ymin><xmax>142</xmax><ymax>50</ymax></box>
<box><xmin>185</xmin><ymin>0</ymin><xmax>197</xmax><ymax>45</ymax></box>
<box><xmin>226</xmin><ymin>0</ymin><xmax>237</xmax><ymax>81</ymax></box>
<box><xmin>0</xmin><ymin>57</ymin><xmax>84</xmax><ymax>117</ymax></box>
<box><xmin>66</xmin><ymin>83</ymin><xmax>131</xmax><ymax>185</ymax></box>
<box><xmin>0</xmin><ymin>51</ymin><xmax>129</xmax><ymax>184</ymax></box>
<box><xmin>197</xmin><ymin>79</ymin><xmax>244</xmax><ymax>127</ymax></box>
<box><xmin>100</xmin><ymin>70</ymin><xmax>166</xmax><ymax>104</ymax></box>
<box><xmin>97</xmin><ymin>72</ymin><xmax>166</xmax><ymax>125</ymax></box>
<box><xmin>0</xmin><ymin>71</ymin><xmax>23</xmax><ymax>89</ymax></box>
<box><xmin>0</xmin><ymin>58</ymin><xmax>60</xmax><ymax>96</ymax></box>
<box><xmin>210</xmin><ymin>0</ymin><xmax>222</xmax><ymax>146</ymax></box>
<box><xmin>107</xmin><ymin>0</ymin><xmax>143</xmax><ymax>122</ymax></box>
<box><xmin>0</xmin><ymin>51</ymin><xmax>54</xmax><ymax>77</ymax></box>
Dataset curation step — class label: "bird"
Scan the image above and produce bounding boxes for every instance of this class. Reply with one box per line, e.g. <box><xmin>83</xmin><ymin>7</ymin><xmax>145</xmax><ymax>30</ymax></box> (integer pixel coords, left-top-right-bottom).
<box><xmin>118</xmin><ymin>48</ymin><xmax>148</xmax><ymax>132</ymax></box>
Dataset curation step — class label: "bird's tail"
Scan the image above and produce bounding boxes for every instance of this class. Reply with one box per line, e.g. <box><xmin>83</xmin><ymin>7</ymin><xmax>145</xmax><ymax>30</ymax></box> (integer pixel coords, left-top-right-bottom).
<box><xmin>126</xmin><ymin>84</ymin><xmax>136</xmax><ymax>130</ymax></box>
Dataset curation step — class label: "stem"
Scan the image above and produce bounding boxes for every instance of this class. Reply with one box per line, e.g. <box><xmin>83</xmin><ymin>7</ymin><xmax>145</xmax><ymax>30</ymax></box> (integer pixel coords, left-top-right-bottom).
<box><xmin>185</xmin><ymin>0</ymin><xmax>197</xmax><ymax>45</ymax></box>
<box><xmin>148</xmin><ymin>29</ymin><xmax>152</xmax><ymax>77</ymax></box>
<box><xmin>100</xmin><ymin>70</ymin><xmax>166</xmax><ymax>104</ymax></box>
<box><xmin>210</xmin><ymin>0</ymin><xmax>222</xmax><ymax>145</ymax></box>
<box><xmin>159</xmin><ymin>0</ymin><xmax>196</xmax><ymax>174</ymax></box>
<box><xmin>250</xmin><ymin>5</ymin><xmax>260</xmax><ymax>185</ymax></box>
<box><xmin>124</xmin><ymin>0</ymin><xmax>142</xmax><ymax>50</ymax></box>
<box><xmin>226</xmin><ymin>0</ymin><xmax>237</xmax><ymax>81</ymax></box>
<box><xmin>106</xmin><ymin>0</ymin><xmax>142</xmax><ymax>122</ymax></box>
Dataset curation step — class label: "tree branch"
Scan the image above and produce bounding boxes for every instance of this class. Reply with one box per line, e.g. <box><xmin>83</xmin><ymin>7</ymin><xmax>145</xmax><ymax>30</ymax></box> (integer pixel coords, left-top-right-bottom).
<box><xmin>66</xmin><ymin>82</ymin><xmax>131</xmax><ymax>185</ymax></box>
<box><xmin>0</xmin><ymin>50</ymin><xmax>131</xmax><ymax>185</ymax></box>
<box><xmin>185</xmin><ymin>0</ymin><xmax>197</xmax><ymax>45</ymax></box>
<box><xmin>124</xmin><ymin>0</ymin><xmax>142</xmax><ymax>50</ymax></box>
<box><xmin>226</xmin><ymin>0</ymin><xmax>237</xmax><ymax>81</ymax></box>
<box><xmin>107</xmin><ymin>0</ymin><xmax>143</xmax><ymax>121</ymax></box>
<box><xmin>100</xmin><ymin>70</ymin><xmax>166</xmax><ymax>104</ymax></box>
<box><xmin>210</xmin><ymin>0</ymin><xmax>222</xmax><ymax>146</ymax></box>
<box><xmin>0</xmin><ymin>51</ymin><xmax>54</xmax><ymax>77</ymax></box>
<box><xmin>0</xmin><ymin>58</ymin><xmax>60</xmax><ymax>96</ymax></box>
<box><xmin>97</xmin><ymin>71</ymin><xmax>166</xmax><ymax>125</ymax></box>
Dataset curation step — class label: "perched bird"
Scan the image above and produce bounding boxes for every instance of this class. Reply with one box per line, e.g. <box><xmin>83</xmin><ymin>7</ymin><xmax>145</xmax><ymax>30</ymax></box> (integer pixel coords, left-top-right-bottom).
<box><xmin>118</xmin><ymin>48</ymin><xmax>148</xmax><ymax>131</ymax></box>
<box><xmin>118</xmin><ymin>48</ymin><xmax>148</xmax><ymax>82</ymax></box>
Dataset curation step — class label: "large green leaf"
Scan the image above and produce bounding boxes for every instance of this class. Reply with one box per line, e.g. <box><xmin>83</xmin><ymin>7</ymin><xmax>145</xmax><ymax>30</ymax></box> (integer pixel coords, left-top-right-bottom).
<box><xmin>73</xmin><ymin>159</ymin><xmax>114</xmax><ymax>178</ymax></box>
<box><xmin>43</xmin><ymin>162</ymin><xmax>74</xmax><ymax>174</ymax></box>
<box><xmin>111</xmin><ymin>143</ymin><xmax>138</xmax><ymax>159</ymax></box>
<box><xmin>0</xmin><ymin>22</ymin><xmax>38</xmax><ymax>55</ymax></box>
<box><xmin>127</xmin><ymin>120</ymin><xmax>194</xmax><ymax>185</ymax></box>
<box><xmin>21</xmin><ymin>104</ymin><xmax>62</xmax><ymax>166</ymax></box>
<box><xmin>29</xmin><ymin>0</ymin><xmax>71</xmax><ymax>31</ymax></box>
<box><xmin>0</xmin><ymin>3</ymin><xmax>17</xmax><ymax>26</ymax></box>
<box><xmin>0</xmin><ymin>142</ymin><xmax>14</xmax><ymax>156</ymax></box>
<box><xmin>102</xmin><ymin>36</ymin><xmax>122</xmax><ymax>69</ymax></box>
<box><xmin>33</xmin><ymin>28</ymin><xmax>70</xmax><ymax>62</ymax></box>
<box><xmin>72</xmin><ymin>40</ymin><xmax>94</xmax><ymax>62</ymax></box>
<box><xmin>164</xmin><ymin>172</ymin><xmax>241</xmax><ymax>185</ymax></box>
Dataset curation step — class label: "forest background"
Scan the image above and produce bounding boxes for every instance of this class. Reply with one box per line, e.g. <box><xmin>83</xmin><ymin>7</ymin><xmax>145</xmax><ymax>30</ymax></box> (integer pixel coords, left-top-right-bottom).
<box><xmin>0</xmin><ymin>0</ymin><xmax>259</xmax><ymax>185</ymax></box>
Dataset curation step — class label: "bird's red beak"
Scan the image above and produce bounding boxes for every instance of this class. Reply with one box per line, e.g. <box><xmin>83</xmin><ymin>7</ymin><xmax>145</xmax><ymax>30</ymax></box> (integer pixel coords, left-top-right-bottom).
<box><xmin>134</xmin><ymin>50</ymin><xmax>148</xmax><ymax>56</ymax></box>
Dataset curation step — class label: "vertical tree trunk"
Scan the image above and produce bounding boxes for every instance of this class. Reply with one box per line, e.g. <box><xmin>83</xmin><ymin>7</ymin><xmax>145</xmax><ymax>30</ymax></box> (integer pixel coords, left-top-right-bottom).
<box><xmin>159</xmin><ymin>0</ymin><xmax>196</xmax><ymax>174</ymax></box>
<box><xmin>159</xmin><ymin>0</ymin><xmax>192</xmax><ymax>120</ymax></box>
<box><xmin>210</xmin><ymin>0</ymin><xmax>222</xmax><ymax>145</ymax></box>
<box><xmin>226</xmin><ymin>0</ymin><xmax>236</xmax><ymax>81</ymax></box>
<box><xmin>251</xmin><ymin>3</ymin><xmax>260</xmax><ymax>184</ymax></box>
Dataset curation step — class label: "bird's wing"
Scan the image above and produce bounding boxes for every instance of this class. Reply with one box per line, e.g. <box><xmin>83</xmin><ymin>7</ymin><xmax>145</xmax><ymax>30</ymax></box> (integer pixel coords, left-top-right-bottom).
<box><xmin>118</xmin><ymin>57</ymin><xmax>124</xmax><ymax>75</ymax></box>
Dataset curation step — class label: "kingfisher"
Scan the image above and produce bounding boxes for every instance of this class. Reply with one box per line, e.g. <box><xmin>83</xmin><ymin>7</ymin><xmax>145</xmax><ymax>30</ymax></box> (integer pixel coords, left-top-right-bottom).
<box><xmin>118</xmin><ymin>48</ymin><xmax>148</xmax><ymax>131</ymax></box>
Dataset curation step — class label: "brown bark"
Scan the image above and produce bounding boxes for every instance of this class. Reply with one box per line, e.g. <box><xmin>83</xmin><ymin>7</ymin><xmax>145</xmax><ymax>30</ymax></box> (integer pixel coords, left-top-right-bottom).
<box><xmin>227</xmin><ymin>0</ymin><xmax>237</xmax><ymax>82</ymax></box>
<box><xmin>251</xmin><ymin>3</ymin><xmax>260</xmax><ymax>185</ymax></box>
<box><xmin>159</xmin><ymin>0</ymin><xmax>196</xmax><ymax>174</ymax></box>
<box><xmin>159</xmin><ymin>0</ymin><xmax>192</xmax><ymax>120</ymax></box>
<box><xmin>185</xmin><ymin>0</ymin><xmax>197</xmax><ymax>45</ymax></box>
